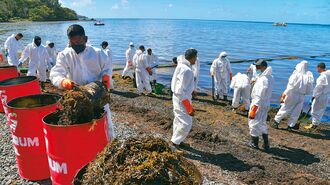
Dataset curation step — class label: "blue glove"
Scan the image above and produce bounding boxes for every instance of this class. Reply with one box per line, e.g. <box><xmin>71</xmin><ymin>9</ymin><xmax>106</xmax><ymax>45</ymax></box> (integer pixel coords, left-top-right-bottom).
<box><xmin>18</xmin><ymin>61</ymin><xmax>23</xmax><ymax>67</ymax></box>
<box><xmin>5</xmin><ymin>50</ymin><xmax>8</xmax><ymax>57</ymax></box>
<box><xmin>309</xmin><ymin>97</ymin><xmax>315</xmax><ymax>105</ymax></box>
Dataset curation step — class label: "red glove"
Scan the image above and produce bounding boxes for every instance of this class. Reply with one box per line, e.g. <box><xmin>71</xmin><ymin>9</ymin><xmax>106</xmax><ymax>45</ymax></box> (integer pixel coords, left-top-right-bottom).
<box><xmin>280</xmin><ymin>94</ymin><xmax>286</xmax><ymax>103</ymax></box>
<box><xmin>249</xmin><ymin>105</ymin><xmax>258</xmax><ymax>119</ymax></box>
<box><xmin>146</xmin><ymin>67</ymin><xmax>153</xmax><ymax>75</ymax></box>
<box><xmin>61</xmin><ymin>79</ymin><xmax>75</xmax><ymax>90</ymax></box>
<box><xmin>102</xmin><ymin>74</ymin><xmax>110</xmax><ymax>90</ymax></box>
<box><xmin>230</xmin><ymin>73</ymin><xmax>233</xmax><ymax>81</ymax></box>
<box><xmin>182</xmin><ymin>99</ymin><xmax>194</xmax><ymax>116</ymax></box>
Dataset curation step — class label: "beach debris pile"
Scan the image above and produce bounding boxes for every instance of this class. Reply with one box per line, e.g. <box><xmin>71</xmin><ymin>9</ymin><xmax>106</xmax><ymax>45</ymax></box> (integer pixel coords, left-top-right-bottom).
<box><xmin>74</xmin><ymin>137</ymin><xmax>202</xmax><ymax>185</ymax></box>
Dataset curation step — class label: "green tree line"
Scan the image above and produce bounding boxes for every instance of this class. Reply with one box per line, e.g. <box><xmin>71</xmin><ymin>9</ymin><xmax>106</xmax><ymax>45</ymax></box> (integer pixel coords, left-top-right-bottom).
<box><xmin>0</xmin><ymin>0</ymin><xmax>78</xmax><ymax>22</ymax></box>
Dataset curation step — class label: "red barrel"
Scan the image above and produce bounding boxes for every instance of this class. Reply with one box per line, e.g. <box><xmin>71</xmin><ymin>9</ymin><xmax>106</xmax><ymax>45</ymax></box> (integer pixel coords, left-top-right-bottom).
<box><xmin>0</xmin><ymin>76</ymin><xmax>41</xmax><ymax>113</ymax></box>
<box><xmin>43</xmin><ymin>113</ymin><xmax>109</xmax><ymax>185</ymax></box>
<box><xmin>0</xmin><ymin>66</ymin><xmax>19</xmax><ymax>82</ymax></box>
<box><xmin>6</xmin><ymin>94</ymin><xmax>61</xmax><ymax>180</ymax></box>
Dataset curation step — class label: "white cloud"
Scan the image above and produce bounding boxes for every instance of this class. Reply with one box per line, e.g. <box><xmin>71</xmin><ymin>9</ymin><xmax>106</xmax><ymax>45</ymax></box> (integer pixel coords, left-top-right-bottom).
<box><xmin>111</xmin><ymin>4</ymin><xmax>120</xmax><ymax>10</ymax></box>
<box><xmin>168</xmin><ymin>3</ymin><xmax>173</xmax><ymax>8</ymax></box>
<box><xmin>111</xmin><ymin>0</ymin><xmax>129</xmax><ymax>10</ymax></box>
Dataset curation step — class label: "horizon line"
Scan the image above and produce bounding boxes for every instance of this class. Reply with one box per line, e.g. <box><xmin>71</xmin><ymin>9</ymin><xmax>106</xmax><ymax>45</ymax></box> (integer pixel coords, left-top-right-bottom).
<box><xmin>88</xmin><ymin>17</ymin><xmax>330</xmax><ymax>26</ymax></box>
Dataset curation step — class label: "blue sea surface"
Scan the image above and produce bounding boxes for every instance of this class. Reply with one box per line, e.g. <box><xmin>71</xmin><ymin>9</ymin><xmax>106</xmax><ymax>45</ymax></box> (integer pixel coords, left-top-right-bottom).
<box><xmin>1</xmin><ymin>19</ymin><xmax>329</xmax><ymax>122</ymax></box>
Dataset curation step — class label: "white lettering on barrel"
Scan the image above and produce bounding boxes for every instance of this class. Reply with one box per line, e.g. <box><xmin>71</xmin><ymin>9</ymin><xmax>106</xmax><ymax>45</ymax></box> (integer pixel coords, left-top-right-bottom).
<box><xmin>7</xmin><ymin>113</ymin><xmax>17</xmax><ymax>132</ymax></box>
<box><xmin>48</xmin><ymin>157</ymin><xmax>68</xmax><ymax>175</ymax></box>
<box><xmin>12</xmin><ymin>135</ymin><xmax>39</xmax><ymax>147</ymax></box>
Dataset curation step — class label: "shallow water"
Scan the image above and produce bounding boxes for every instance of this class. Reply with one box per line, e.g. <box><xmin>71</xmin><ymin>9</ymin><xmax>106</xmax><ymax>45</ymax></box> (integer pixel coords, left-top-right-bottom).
<box><xmin>0</xmin><ymin>19</ymin><xmax>329</xmax><ymax>122</ymax></box>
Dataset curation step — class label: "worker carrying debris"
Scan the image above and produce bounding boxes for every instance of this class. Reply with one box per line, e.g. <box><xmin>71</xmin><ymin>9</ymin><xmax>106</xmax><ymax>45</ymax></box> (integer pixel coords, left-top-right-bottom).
<box><xmin>49</xmin><ymin>24</ymin><xmax>115</xmax><ymax>139</ymax></box>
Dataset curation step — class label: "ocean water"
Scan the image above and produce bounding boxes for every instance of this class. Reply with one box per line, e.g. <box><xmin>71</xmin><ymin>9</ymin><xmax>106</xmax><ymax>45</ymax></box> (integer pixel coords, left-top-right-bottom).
<box><xmin>0</xmin><ymin>19</ymin><xmax>329</xmax><ymax>122</ymax></box>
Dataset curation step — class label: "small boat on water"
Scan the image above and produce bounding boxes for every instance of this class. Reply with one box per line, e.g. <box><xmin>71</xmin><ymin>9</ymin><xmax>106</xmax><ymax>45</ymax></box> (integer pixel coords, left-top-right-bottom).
<box><xmin>94</xmin><ymin>21</ymin><xmax>105</xmax><ymax>26</ymax></box>
<box><xmin>273</xmin><ymin>22</ymin><xmax>287</xmax><ymax>27</ymax></box>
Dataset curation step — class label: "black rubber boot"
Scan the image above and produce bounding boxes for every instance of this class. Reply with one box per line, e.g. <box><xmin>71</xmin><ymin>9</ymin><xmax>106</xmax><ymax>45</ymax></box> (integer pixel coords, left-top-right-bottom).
<box><xmin>247</xmin><ymin>136</ymin><xmax>259</xmax><ymax>149</ymax></box>
<box><xmin>223</xmin><ymin>95</ymin><xmax>228</xmax><ymax>101</ymax></box>
<box><xmin>291</xmin><ymin>123</ymin><xmax>300</xmax><ymax>130</ymax></box>
<box><xmin>262</xmin><ymin>134</ymin><xmax>270</xmax><ymax>152</ymax></box>
<box><xmin>271</xmin><ymin>121</ymin><xmax>279</xmax><ymax>129</ymax></box>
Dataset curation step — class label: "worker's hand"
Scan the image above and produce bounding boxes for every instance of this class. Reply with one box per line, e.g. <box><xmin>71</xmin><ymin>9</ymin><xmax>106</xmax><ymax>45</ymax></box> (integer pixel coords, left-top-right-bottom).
<box><xmin>249</xmin><ymin>105</ymin><xmax>258</xmax><ymax>119</ymax></box>
<box><xmin>5</xmin><ymin>50</ymin><xmax>8</xmax><ymax>57</ymax></box>
<box><xmin>210</xmin><ymin>71</ymin><xmax>214</xmax><ymax>77</ymax></box>
<box><xmin>182</xmin><ymin>99</ymin><xmax>194</xmax><ymax>116</ymax></box>
<box><xmin>280</xmin><ymin>94</ymin><xmax>286</xmax><ymax>103</ymax></box>
<box><xmin>128</xmin><ymin>60</ymin><xmax>133</xmax><ymax>66</ymax></box>
<box><xmin>230</xmin><ymin>73</ymin><xmax>233</xmax><ymax>81</ymax></box>
<box><xmin>61</xmin><ymin>79</ymin><xmax>75</xmax><ymax>90</ymax></box>
<box><xmin>102</xmin><ymin>74</ymin><xmax>111</xmax><ymax>90</ymax></box>
<box><xmin>309</xmin><ymin>97</ymin><xmax>315</xmax><ymax>105</ymax></box>
<box><xmin>18</xmin><ymin>61</ymin><xmax>23</xmax><ymax>67</ymax></box>
<box><xmin>146</xmin><ymin>67</ymin><xmax>153</xmax><ymax>76</ymax></box>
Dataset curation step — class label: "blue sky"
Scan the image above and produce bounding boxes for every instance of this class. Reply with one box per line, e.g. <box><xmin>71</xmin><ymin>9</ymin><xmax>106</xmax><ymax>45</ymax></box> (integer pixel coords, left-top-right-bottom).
<box><xmin>59</xmin><ymin>0</ymin><xmax>330</xmax><ymax>24</ymax></box>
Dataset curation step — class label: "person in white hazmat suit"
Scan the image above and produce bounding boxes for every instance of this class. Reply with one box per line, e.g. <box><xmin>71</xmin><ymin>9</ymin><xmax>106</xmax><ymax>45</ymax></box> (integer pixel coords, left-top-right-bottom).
<box><xmin>4</xmin><ymin>33</ymin><xmax>23</xmax><ymax>66</ymax></box>
<box><xmin>49</xmin><ymin>24</ymin><xmax>115</xmax><ymax>139</ymax></box>
<box><xmin>171</xmin><ymin>49</ymin><xmax>198</xmax><ymax>147</ymax></box>
<box><xmin>133</xmin><ymin>45</ymin><xmax>152</xmax><ymax>95</ymax></box>
<box><xmin>247</xmin><ymin>64</ymin><xmax>258</xmax><ymax>83</ymax></box>
<box><xmin>18</xmin><ymin>36</ymin><xmax>50</xmax><ymax>83</ymax></box>
<box><xmin>122</xmin><ymin>42</ymin><xmax>136</xmax><ymax>79</ymax></box>
<box><xmin>101</xmin><ymin>41</ymin><xmax>114</xmax><ymax>89</ymax></box>
<box><xmin>45</xmin><ymin>41</ymin><xmax>57</xmax><ymax>69</ymax></box>
<box><xmin>230</xmin><ymin>72</ymin><xmax>251</xmax><ymax>112</ymax></box>
<box><xmin>146</xmin><ymin>48</ymin><xmax>159</xmax><ymax>84</ymax></box>
<box><xmin>272</xmin><ymin>60</ymin><xmax>314</xmax><ymax>130</ymax></box>
<box><xmin>248</xmin><ymin>59</ymin><xmax>274</xmax><ymax>151</ymax></box>
<box><xmin>210</xmin><ymin>51</ymin><xmax>233</xmax><ymax>101</ymax></box>
<box><xmin>192</xmin><ymin>57</ymin><xmax>200</xmax><ymax>94</ymax></box>
<box><xmin>305</xmin><ymin>62</ymin><xmax>330</xmax><ymax>129</ymax></box>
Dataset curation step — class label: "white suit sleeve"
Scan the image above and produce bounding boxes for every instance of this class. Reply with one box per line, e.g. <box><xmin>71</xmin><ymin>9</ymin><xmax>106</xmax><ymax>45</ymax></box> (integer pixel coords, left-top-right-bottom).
<box><xmin>230</xmin><ymin>75</ymin><xmax>236</xmax><ymax>89</ymax></box>
<box><xmin>125</xmin><ymin>50</ymin><xmax>130</xmax><ymax>61</ymax></box>
<box><xmin>175</xmin><ymin>69</ymin><xmax>194</xmax><ymax>101</ymax></box>
<box><xmin>210</xmin><ymin>60</ymin><xmax>217</xmax><ymax>74</ymax></box>
<box><xmin>306</xmin><ymin>72</ymin><xmax>314</xmax><ymax>95</ymax></box>
<box><xmin>4</xmin><ymin>37</ymin><xmax>10</xmax><ymax>50</ymax></box>
<box><xmin>19</xmin><ymin>45</ymin><xmax>30</xmax><ymax>63</ymax></box>
<box><xmin>283</xmin><ymin>74</ymin><xmax>297</xmax><ymax>95</ymax></box>
<box><xmin>227</xmin><ymin>59</ymin><xmax>232</xmax><ymax>74</ymax></box>
<box><xmin>50</xmin><ymin>52</ymin><xmax>69</xmax><ymax>88</ymax></box>
<box><xmin>313</xmin><ymin>76</ymin><xmax>325</xmax><ymax>98</ymax></box>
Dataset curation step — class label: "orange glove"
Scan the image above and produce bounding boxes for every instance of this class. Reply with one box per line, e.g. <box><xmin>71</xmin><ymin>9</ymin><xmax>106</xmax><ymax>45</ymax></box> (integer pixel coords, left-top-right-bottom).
<box><xmin>280</xmin><ymin>94</ymin><xmax>286</xmax><ymax>103</ymax></box>
<box><xmin>230</xmin><ymin>73</ymin><xmax>233</xmax><ymax>81</ymax></box>
<box><xmin>102</xmin><ymin>74</ymin><xmax>110</xmax><ymax>90</ymax></box>
<box><xmin>146</xmin><ymin>67</ymin><xmax>153</xmax><ymax>75</ymax></box>
<box><xmin>182</xmin><ymin>99</ymin><xmax>194</xmax><ymax>116</ymax></box>
<box><xmin>128</xmin><ymin>60</ymin><xmax>133</xmax><ymax>66</ymax></box>
<box><xmin>61</xmin><ymin>79</ymin><xmax>75</xmax><ymax>90</ymax></box>
<box><xmin>249</xmin><ymin>105</ymin><xmax>258</xmax><ymax>119</ymax></box>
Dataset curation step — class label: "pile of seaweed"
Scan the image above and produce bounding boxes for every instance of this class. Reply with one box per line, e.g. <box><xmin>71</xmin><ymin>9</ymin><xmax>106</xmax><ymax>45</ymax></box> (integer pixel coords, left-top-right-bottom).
<box><xmin>48</xmin><ymin>81</ymin><xmax>109</xmax><ymax>125</ymax></box>
<box><xmin>74</xmin><ymin>137</ymin><xmax>202</xmax><ymax>185</ymax></box>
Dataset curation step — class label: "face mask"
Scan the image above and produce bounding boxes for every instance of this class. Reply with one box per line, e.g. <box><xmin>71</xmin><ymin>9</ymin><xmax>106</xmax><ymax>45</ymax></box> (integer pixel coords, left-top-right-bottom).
<box><xmin>34</xmin><ymin>40</ymin><xmax>41</xmax><ymax>47</ymax></box>
<box><xmin>71</xmin><ymin>44</ymin><xmax>86</xmax><ymax>54</ymax></box>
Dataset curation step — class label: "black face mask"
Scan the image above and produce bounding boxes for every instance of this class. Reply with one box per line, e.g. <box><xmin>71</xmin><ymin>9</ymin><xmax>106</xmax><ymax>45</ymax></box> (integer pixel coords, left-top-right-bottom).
<box><xmin>34</xmin><ymin>40</ymin><xmax>41</xmax><ymax>47</ymax></box>
<box><xmin>71</xmin><ymin>44</ymin><xmax>86</xmax><ymax>54</ymax></box>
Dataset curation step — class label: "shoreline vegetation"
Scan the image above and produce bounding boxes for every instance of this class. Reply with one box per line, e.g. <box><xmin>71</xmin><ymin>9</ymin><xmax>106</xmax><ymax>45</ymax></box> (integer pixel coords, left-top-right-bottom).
<box><xmin>0</xmin><ymin>0</ymin><xmax>89</xmax><ymax>22</ymax></box>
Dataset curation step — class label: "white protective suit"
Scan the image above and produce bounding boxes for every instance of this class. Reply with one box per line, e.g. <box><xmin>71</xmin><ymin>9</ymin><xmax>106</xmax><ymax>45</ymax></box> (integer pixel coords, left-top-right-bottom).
<box><xmin>171</xmin><ymin>55</ymin><xmax>195</xmax><ymax>145</ymax></box>
<box><xmin>133</xmin><ymin>50</ymin><xmax>152</xmax><ymax>94</ymax></box>
<box><xmin>122</xmin><ymin>47</ymin><xmax>136</xmax><ymax>78</ymax></box>
<box><xmin>248</xmin><ymin>67</ymin><xmax>274</xmax><ymax>137</ymax></box>
<box><xmin>248</xmin><ymin>64</ymin><xmax>258</xmax><ymax>82</ymax></box>
<box><xmin>19</xmin><ymin>42</ymin><xmax>50</xmax><ymax>82</ymax></box>
<box><xmin>146</xmin><ymin>53</ymin><xmax>159</xmax><ymax>82</ymax></box>
<box><xmin>274</xmin><ymin>61</ymin><xmax>314</xmax><ymax>127</ymax></box>
<box><xmin>210</xmin><ymin>52</ymin><xmax>232</xmax><ymax>98</ymax></box>
<box><xmin>230</xmin><ymin>72</ymin><xmax>251</xmax><ymax>110</ymax></box>
<box><xmin>50</xmin><ymin>45</ymin><xmax>115</xmax><ymax>139</ymax></box>
<box><xmin>4</xmin><ymin>34</ymin><xmax>22</xmax><ymax>66</ymax></box>
<box><xmin>45</xmin><ymin>41</ymin><xmax>57</xmax><ymax>69</ymax></box>
<box><xmin>311</xmin><ymin>70</ymin><xmax>330</xmax><ymax>125</ymax></box>
<box><xmin>192</xmin><ymin>57</ymin><xmax>200</xmax><ymax>92</ymax></box>
<box><xmin>102</xmin><ymin>47</ymin><xmax>114</xmax><ymax>89</ymax></box>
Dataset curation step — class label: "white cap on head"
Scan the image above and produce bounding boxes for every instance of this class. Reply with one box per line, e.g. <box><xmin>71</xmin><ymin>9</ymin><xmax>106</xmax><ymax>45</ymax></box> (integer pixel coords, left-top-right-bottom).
<box><xmin>129</xmin><ymin>42</ymin><xmax>134</xmax><ymax>46</ymax></box>
<box><xmin>46</xmin><ymin>41</ymin><xmax>51</xmax><ymax>45</ymax></box>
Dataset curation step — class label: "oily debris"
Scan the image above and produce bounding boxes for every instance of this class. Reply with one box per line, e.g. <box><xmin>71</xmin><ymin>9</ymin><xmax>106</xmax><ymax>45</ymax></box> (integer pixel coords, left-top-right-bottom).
<box><xmin>74</xmin><ymin>137</ymin><xmax>202</xmax><ymax>185</ymax></box>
